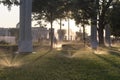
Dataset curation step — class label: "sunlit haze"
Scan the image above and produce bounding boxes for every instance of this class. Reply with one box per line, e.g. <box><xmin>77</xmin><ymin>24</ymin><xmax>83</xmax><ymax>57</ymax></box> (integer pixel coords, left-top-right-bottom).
<box><xmin>0</xmin><ymin>4</ymin><xmax>90</xmax><ymax>35</ymax></box>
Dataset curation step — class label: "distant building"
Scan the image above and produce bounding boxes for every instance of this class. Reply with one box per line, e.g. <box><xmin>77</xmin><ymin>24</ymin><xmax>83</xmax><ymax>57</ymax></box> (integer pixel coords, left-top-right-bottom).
<box><xmin>0</xmin><ymin>27</ymin><xmax>49</xmax><ymax>44</ymax></box>
<box><xmin>0</xmin><ymin>28</ymin><xmax>15</xmax><ymax>44</ymax></box>
<box><xmin>32</xmin><ymin>27</ymin><xmax>49</xmax><ymax>42</ymax></box>
<box><xmin>0</xmin><ymin>36</ymin><xmax>16</xmax><ymax>44</ymax></box>
<box><xmin>0</xmin><ymin>28</ymin><xmax>10</xmax><ymax>36</ymax></box>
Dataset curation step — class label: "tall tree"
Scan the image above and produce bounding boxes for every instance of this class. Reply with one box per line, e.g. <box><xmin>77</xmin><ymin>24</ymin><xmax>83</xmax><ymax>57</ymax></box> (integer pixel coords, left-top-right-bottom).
<box><xmin>97</xmin><ymin>0</ymin><xmax>113</xmax><ymax>46</ymax></box>
<box><xmin>32</xmin><ymin>0</ymin><xmax>69</xmax><ymax>49</ymax></box>
<box><xmin>70</xmin><ymin>0</ymin><xmax>117</xmax><ymax>46</ymax></box>
<box><xmin>70</xmin><ymin>0</ymin><xmax>94</xmax><ymax>47</ymax></box>
<box><xmin>110</xmin><ymin>1</ymin><xmax>120</xmax><ymax>37</ymax></box>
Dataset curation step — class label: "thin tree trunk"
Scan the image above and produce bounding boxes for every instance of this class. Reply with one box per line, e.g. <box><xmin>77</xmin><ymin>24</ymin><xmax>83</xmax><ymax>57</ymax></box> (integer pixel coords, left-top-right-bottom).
<box><xmin>60</xmin><ymin>18</ymin><xmax>62</xmax><ymax>30</ymax></box>
<box><xmin>83</xmin><ymin>25</ymin><xmax>85</xmax><ymax>47</ymax></box>
<box><xmin>59</xmin><ymin>18</ymin><xmax>62</xmax><ymax>42</ymax></box>
<box><xmin>50</xmin><ymin>12</ymin><xmax>53</xmax><ymax>50</ymax></box>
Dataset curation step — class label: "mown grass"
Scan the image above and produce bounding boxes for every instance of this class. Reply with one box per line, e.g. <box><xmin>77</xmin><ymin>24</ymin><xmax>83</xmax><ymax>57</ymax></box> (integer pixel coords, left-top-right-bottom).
<box><xmin>0</xmin><ymin>45</ymin><xmax>120</xmax><ymax>80</ymax></box>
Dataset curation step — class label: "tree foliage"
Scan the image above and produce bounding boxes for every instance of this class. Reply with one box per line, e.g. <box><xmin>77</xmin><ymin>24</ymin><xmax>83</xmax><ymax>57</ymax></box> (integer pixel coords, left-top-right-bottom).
<box><xmin>71</xmin><ymin>0</ymin><xmax>94</xmax><ymax>25</ymax></box>
<box><xmin>0</xmin><ymin>0</ymin><xmax>19</xmax><ymax>10</ymax></box>
<box><xmin>32</xmin><ymin>0</ymin><xmax>69</xmax><ymax>22</ymax></box>
<box><xmin>110</xmin><ymin>1</ymin><xmax>120</xmax><ymax>37</ymax></box>
<box><xmin>32</xmin><ymin>0</ymin><xmax>71</xmax><ymax>49</ymax></box>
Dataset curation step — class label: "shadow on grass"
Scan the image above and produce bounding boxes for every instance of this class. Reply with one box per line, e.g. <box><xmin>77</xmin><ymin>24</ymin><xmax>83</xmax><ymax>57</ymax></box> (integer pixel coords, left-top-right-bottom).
<box><xmin>93</xmin><ymin>53</ymin><xmax>120</xmax><ymax>69</ymax></box>
<box><xmin>108</xmin><ymin>50</ymin><xmax>120</xmax><ymax>57</ymax></box>
<box><xmin>106</xmin><ymin>47</ymin><xmax>120</xmax><ymax>57</ymax></box>
<box><xmin>32</xmin><ymin>50</ymin><xmax>51</xmax><ymax>63</ymax></box>
<box><xmin>1</xmin><ymin>48</ymin><xmax>120</xmax><ymax>80</ymax></box>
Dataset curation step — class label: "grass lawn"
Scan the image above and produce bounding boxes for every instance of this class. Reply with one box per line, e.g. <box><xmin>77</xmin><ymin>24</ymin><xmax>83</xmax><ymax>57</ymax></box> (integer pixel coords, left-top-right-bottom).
<box><xmin>0</xmin><ymin>44</ymin><xmax>120</xmax><ymax>80</ymax></box>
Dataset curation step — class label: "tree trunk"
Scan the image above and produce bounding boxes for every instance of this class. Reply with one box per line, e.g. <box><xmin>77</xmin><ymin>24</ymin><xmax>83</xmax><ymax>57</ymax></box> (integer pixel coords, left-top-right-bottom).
<box><xmin>91</xmin><ymin>21</ymin><xmax>98</xmax><ymax>49</ymax></box>
<box><xmin>19</xmin><ymin>0</ymin><xmax>33</xmax><ymax>53</ymax></box>
<box><xmin>50</xmin><ymin>12</ymin><xmax>53</xmax><ymax>50</ymax></box>
<box><xmin>97</xmin><ymin>0</ymin><xmax>113</xmax><ymax>46</ymax></box>
<box><xmin>82</xmin><ymin>25</ymin><xmax>85</xmax><ymax>47</ymax></box>
<box><xmin>98</xmin><ymin>15</ymin><xmax>105</xmax><ymax>46</ymax></box>
<box><xmin>60</xmin><ymin>18</ymin><xmax>62</xmax><ymax>30</ymax></box>
<box><xmin>98</xmin><ymin>27</ymin><xmax>104</xmax><ymax>46</ymax></box>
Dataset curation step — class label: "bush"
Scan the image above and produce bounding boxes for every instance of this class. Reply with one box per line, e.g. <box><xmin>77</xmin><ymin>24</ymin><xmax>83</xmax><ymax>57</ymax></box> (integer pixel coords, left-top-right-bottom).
<box><xmin>0</xmin><ymin>40</ymin><xmax>9</xmax><ymax>45</ymax></box>
<box><xmin>62</xmin><ymin>44</ymin><xmax>82</xmax><ymax>50</ymax></box>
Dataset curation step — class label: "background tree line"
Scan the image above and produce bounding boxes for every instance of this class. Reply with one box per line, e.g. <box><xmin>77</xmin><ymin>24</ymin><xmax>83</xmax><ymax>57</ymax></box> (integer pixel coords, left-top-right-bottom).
<box><xmin>0</xmin><ymin>0</ymin><xmax>120</xmax><ymax>47</ymax></box>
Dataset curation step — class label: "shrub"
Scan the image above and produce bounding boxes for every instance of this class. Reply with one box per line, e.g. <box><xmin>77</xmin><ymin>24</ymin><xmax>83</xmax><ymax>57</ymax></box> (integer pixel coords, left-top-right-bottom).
<box><xmin>0</xmin><ymin>40</ymin><xmax>9</xmax><ymax>45</ymax></box>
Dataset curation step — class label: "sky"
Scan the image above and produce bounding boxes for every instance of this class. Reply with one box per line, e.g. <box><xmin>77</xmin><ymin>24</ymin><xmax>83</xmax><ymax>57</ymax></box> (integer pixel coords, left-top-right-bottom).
<box><xmin>0</xmin><ymin>4</ymin><xmax>19</xmax><ymax>28</ymax></box>
<box><xmin>0</xmin><ymin>4</ymin><xmax>90</xmax><ymax>35</ymax></box>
